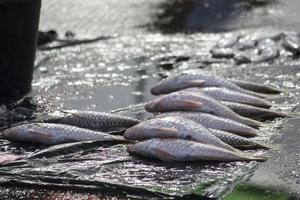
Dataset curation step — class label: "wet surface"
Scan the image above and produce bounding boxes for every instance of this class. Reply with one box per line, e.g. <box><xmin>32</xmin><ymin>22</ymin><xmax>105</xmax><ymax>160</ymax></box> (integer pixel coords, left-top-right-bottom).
<box><xmin>1</xmin><ymin>0</ymin><xmax>300</xmax><ymax>199</ymax></box>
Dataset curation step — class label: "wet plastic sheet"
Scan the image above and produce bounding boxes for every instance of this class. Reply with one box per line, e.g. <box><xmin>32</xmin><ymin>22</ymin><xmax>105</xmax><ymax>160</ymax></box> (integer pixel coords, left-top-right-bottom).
<box><xmin>0</xmin><ymin>104</ymin><xmax>274</xmax><ymax>199</ymax></box>
<box><xmin>0</xmin><ymin>31</ymin><xmax>299</xmax><ymax>199</ymax></box>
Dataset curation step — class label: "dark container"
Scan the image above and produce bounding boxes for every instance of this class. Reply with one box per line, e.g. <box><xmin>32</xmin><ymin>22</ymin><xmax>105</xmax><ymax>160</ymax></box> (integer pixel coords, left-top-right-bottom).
<box><xmin>0</xmin><ymin>0</ymin><xmax>41</xmax><ymax>99</ymax></box>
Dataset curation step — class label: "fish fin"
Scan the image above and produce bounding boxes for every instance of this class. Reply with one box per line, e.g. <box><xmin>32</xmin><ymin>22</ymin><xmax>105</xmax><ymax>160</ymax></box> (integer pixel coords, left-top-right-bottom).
<box><xmin>175</xmin><ymin>99</ymin><xmax>202</xmax><ymax>110</ymax></box>
<box><xmin>251</xmin><ymin>155</ymin><xmax>267</xmax><ymax>162</ymax></box>
<box><xmin>255</xmin><ymin>143</ymin><xmax>279</xmax><ymax>150</ymax></box>
<box><xmin>243</xmin><ymin>152</ymin><xmax>267</xmax><ymax>161</ymax></box>
<box><xmin>183</xmin><ymin>80</ymin><xmax>205</xmax><ymax>87</ymax></box>
<box><xmin>153</xmin><ymin>148</ymin><xmax>175</xmax><ymax>161</ymax></box>
<box><xmin>234</xmin><ymin>142</ymin><xmax>274</xmax><ymax>150</ymax></box>
<box><xmin>150</xmin><ymin>127</ymin><xmax>178</xmax><ymax>137</ymax></box>
<box><xmin>62</xmin><ymin>110</ymin><xmax>85</xmax><ymax>119</ymax></box>
<box><xmin>281</xmin><ymin>112</ymin><xmax>300</xmax><ymax>118</ymax></box>
<box><xmin>27</xmin><ymin>129</ymin><xmax>53</xmax><ymax>140</ymax></box>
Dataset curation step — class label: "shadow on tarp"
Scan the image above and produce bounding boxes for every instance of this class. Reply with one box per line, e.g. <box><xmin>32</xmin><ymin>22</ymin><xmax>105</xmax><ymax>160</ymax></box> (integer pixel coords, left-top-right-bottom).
<box><xmin>147</xmin><ymin>0</ymin><xmax>276</xmax><ymax>33</ymax></box>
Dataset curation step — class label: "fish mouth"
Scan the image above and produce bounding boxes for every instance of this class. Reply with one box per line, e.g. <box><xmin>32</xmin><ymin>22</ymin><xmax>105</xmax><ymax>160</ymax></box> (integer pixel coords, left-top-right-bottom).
<box><xmin>151</xmin><ymin>85</ymin><xmax>161</xmax><ymax>95</ymax></box>
<box><xmin>126</xmin><ymin>144</ymin><xmax>136</xmax><ymax>154</ymax></box>
<box><xmin>144</xmin><ymin>101</ymin><xmax>157</xmax><ymax>112</ymax></box>
<box><xmin>124</xmin><ymin>126</ymin><xmax>136</xmax><ymax>140</ymax></box>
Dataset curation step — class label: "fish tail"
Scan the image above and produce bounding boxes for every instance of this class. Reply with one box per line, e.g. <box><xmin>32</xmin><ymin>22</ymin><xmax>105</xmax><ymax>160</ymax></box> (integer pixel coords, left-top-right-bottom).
<box><xmin>240</xmin><ymin>117</ymin><xmax>264</xmax><ymax>129</ymax></box>
<box><xmin>247</xmin><ymin>154</ymin><xmax>267</xmax><ymax>161</ymax></box>
<box><xmin>280</xmin><ymin>112</ymin><xmax>300</xmax><ymax>118</ymax></box>
<box><xmin>113</xmin><ymin>136</ymin><xmax>135</xmax><ymax>144</ymax></box>
<box><xmin>252</xmin><ymin>142</ymin><xmax>274</xmax><ymax>150</ymax></box>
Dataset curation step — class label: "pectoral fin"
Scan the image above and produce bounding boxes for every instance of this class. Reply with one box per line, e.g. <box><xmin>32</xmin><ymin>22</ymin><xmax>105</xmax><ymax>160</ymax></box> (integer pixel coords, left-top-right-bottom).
<box><xmin>27</xmin><ymin>129</ymin><xmax>53</xmax><ymax>141</ymax></box>
<box><xmin>183</xmin><ymin>80</ymin><xmax>205</xmax><ymax>87</ymax></box>
<box><xmin>153</xmin><ymin>148</ymin><xmax>176</xmax><ymax>161</ymax></box>
<box><xmin>150</xmin><ymin>127</ymin><xmax>178</xmax><ymax>137</ymax></box>
<box><xmin>175</xmin><ymin>99</ymin><xmax>202</xmax><ymax>110</ymax></box>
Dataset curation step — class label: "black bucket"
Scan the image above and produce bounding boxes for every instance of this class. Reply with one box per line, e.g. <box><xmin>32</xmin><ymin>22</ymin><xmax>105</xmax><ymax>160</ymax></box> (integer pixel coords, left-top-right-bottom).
<box><xmin>0</xmin><ymin>0</ymin><xmax>41</xmax><ymax>99</ymax></box>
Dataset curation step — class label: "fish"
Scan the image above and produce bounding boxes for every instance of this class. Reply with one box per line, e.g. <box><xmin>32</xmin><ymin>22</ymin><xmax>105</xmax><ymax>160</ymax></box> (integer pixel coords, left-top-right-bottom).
<box><xmin>3</xmin><ymin>123</ymin><xmax>125</xmax><ymax>145</ymax></box>
<box><xmin>127</xmin><ymin>138</ymin><xmax>267</xmax><ymax>162</ymax></box>
<box><xmin>150</xmin><ymin>70</ymin><xmax>269</xmax><ymax>98</ymax></box>
<box><xmin>181</xmin><ymin>87</ymin><xmax>272</xmax><ymax>108</ymax></box>
<box><xmin>124</xmin><ymin>116</ymin><xmax>240</xmax><ymax>152</ymax></box>
<box><xmin>209</xmin><ymin>129</ymin><xmax>271</xmax><ymax>149</ymax></box>
<box><xmin>232</xmin><ymin>80</ymin><xmax>282</xmax><ymax>94</ymax></box>
<box><xmin>221</xmin><ymin>101</ymin><xmax>299</xmax><ymax>119</ymax></box>
<box><xmin>37</xmin><ymin>110</ymin><xmax>141</xmax><ymax>132</ymax></box>
<box><xmin>145</xmin><ymin>92</ymin><xmax>264</xmax><ymax>128</ymax></box>
<box><xmin>154</xmin><ymin>112</ymin><xmax>261</xmax><ymax>137</ymax></box>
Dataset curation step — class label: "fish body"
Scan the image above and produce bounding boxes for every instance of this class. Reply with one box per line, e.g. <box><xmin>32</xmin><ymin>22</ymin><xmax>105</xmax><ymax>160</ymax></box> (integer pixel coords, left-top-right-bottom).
<box><xmin>3</xmin><ymin>123</ymin><xmax>123</xmax><ymax>145</ymax></box>
<box><xmin>221</xmin><ymin>101</ymin><xmax>295</xmax><ymax>119</ymax></box>
<box><xmin>232</xmin><ymin>80</ymin><xmax>281</xmax><ymax>94</ymax></box>
<box><xmin>124</xmin><ymin>116</ymin><xmax>238</xmax><ymax>152</ymax></box>
<box><xmin>38</xmin><ymin>110</ymin><xmax>140</xmax><ymax>131</ymax></box>
<box><xmin>145</xmin><ymin>92</ymin><xmax>263</xmax><ymax>128</ymax></box>
<box><xmin>127</xmin><ymin>138</ymin><xmax>266</xmax><ymax>162</ymax></box>
<box><xmin>182</xmin><ymin>87</ymin><xmax>272</xmax><ymax>108</ymax></box>
<box><xmin>154</xmin><ymin>112</ymin><xmax>260</xmax><ymax>137</ymax></box>
<box><xmin>209</xmin><ymin>129</ymin><xmax>271</xmax><ymax>149</ymax></box>
<box><xmin>151</xmin><ymin>70</ymin><xmax>267</xmax><ymax>98</ymax></box>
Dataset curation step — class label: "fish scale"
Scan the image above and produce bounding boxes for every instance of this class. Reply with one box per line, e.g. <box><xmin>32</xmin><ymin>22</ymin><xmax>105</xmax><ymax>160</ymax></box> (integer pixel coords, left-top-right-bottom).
<box><xmin>151</xmin><ymin>70</ymin><xmax>269</xmax><ymax>98</ymax></box>
<box><xmin>221</xmin><ymin>101</ymin><xmax>297</xmax><ymax>118</ymax></box>
<box><xmin>124</xmin><ymin>116</ymin><xmax>242</xmax><ymax>153</ymax></box>
<box><xmin>127</xmin><ymin>138</ymin><xmax>266</xmax><ymax>162</ymax></box>
<box><xmin>154</xmin><ymin>111</ymin><xmax>261</xmax><ymax>137</ymax></box>
<box><xmin>145</xmin><ymin>92</ymin><xmax>263</xmax><ymax>128</ymax></box>
<box><xmin>37</xmin><ymin>110</ymin><xmax>141</xmax><ymax>131</ymax></box>
<box><xmin>209</xmin><ymin>129</ymin><xmax>270</xmax><ymax>149</ymax></box>
<box><xmin>3</xmin><ymin>123</ymin><xmax>124</xmax><ymax>145</ymax></box>
<box><xmin>182</xmin><ymin>87</ymin><xmax>272</xmax><ymax>108</ymax></box>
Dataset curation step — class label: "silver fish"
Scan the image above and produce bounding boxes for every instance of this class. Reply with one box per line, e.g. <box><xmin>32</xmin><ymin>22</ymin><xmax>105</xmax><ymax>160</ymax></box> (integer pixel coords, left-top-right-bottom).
<box><xmin>221</xmin><ymin>101</ymin><xmax>297</xmax><ymax>119</ymax></box>
<box><xmin>232</xmin><ymin>80</ymin><xmax>281</xmax><ymax>94</ymax></box>
<box><xmin>209</xmin><ymin>129</ymin><xmax>271</xmax><ymax>149</ymax></box>
<box><xmin>154</xmin><ymin>112</ymin><xmax>260</xmax><ymax>137</ymax></box>
<box><xmin>124</xmin><ymin>116</ymin><xmax>239</xmax><ymax>152</ymax></box>
<box><xmin>151</xmin><ymin>70</ymin><xmax>268</xmax><ymax>98</ymax></box>
<box><xmin>127</xmin><ymin>138</ymin><xmax>266</xmax><ymax>162</ymax></box>
<box><xmin>145</xmin><ymin>92</ymin><xmax>263</xmax><ymax>128</ymax></box>
<box><xmin>38</xmin><ymin>110</ymin><xmax>141</xmax><ymax>131</ymax></box>
<box><xmin>3</xmin><ymin>123</ymin><xmax>124</xmax><ymax>145</ymax></box>
<box><xmin>181</xmin><ymin>87</ymin><xmax>272</xmax><ymax>108</ymax></box>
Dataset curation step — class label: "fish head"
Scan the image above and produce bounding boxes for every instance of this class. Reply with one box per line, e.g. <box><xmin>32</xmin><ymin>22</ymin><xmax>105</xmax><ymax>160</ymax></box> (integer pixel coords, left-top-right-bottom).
<box><xmin>3</xmin><ymin>125</ymin><xmax>26</xmax><ymax>139</ymax></box>
<box><xmin>144</xmin><ymin>96</ymin><xmax>166</xmax><ymax>112</ymax></box>
<box><xmin>124</xmin><ymin>121</ymin><xmax>151</xmax><ymax>141</ymax></box>
<box><xmin>127</xmin><ymin>143</ymin><xmax>137</xmax><ymax>154</ymax></box>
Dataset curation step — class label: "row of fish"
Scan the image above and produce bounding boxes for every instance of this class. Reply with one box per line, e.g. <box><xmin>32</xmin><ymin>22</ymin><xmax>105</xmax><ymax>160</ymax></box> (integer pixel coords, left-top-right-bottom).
<box><xmin>125</xmin><ymin>69</ymin><xmax>297</xmax><ymax>162</ymax></box>
<box><xmin>210</xmin><ymin>32</ymin><xmax>300</xmax><ymax>64</ymax></box>
<box><xmin>0</xmin><ymin>70</ymin><xmax>296</xmax><ymax>163</ymax></box>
